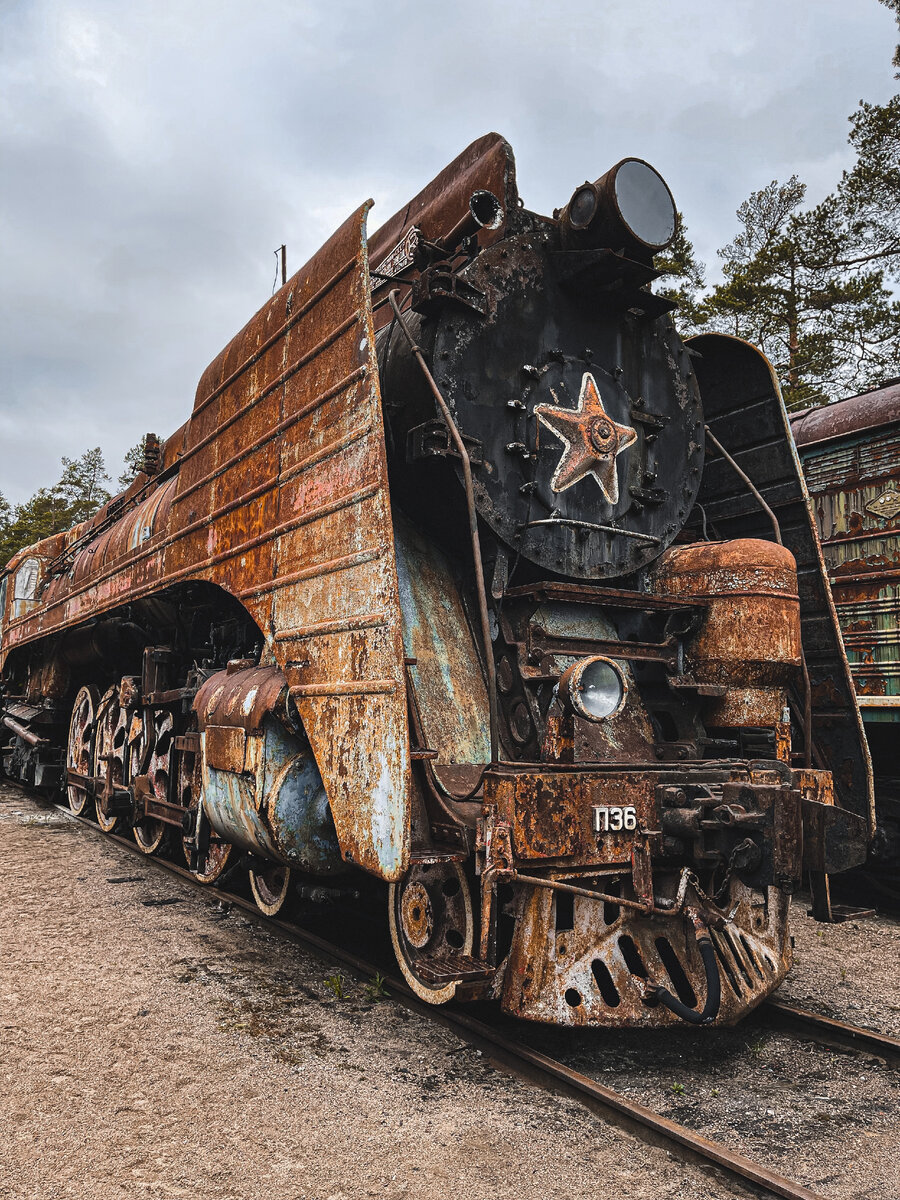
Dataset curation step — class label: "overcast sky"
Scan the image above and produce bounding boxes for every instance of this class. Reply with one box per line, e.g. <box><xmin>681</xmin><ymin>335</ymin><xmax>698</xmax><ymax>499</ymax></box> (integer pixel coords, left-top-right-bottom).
<box><xmin>1</xmin><ymin>0</ymin><xmax>897</xmax><ymax>505</ymax></box>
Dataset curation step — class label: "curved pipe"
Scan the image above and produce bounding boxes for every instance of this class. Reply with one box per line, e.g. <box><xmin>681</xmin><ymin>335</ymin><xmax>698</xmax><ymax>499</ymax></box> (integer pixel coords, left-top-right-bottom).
<box><xmin>388</xmin><ymin>291</ymin><xmax>499</xmax><ymax>764</ymax></box>
<box><xmin>641</xmin><ymin>911</ymin><xmax>722</xmax><ymax>1026</ymax></box>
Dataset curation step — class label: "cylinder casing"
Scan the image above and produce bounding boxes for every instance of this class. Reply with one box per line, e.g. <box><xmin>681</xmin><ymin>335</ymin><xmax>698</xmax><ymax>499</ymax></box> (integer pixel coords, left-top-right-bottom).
<box><xmin>195</xmin><ymin>666</ymin><xmax>344</xmax><ymax>874</ymax></box>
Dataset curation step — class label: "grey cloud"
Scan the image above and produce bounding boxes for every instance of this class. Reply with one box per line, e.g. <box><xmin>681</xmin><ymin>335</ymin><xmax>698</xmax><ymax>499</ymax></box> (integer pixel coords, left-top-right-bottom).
<box><xmin>1</xmin><ymin>0</ymin><xmax>896</xmax><ymax>502</ymax></box>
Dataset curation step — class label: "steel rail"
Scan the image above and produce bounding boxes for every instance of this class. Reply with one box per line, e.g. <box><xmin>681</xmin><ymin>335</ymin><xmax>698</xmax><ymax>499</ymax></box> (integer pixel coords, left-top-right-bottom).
<box><xmin>33</xmin><ymin>799</ymin><xmax>849</xmax><ymax>1200</ymax></box>
<box><xmin>759</xmin><ymin>996</ymin><xmax>900</xmax><ymax>1068</ymax></box>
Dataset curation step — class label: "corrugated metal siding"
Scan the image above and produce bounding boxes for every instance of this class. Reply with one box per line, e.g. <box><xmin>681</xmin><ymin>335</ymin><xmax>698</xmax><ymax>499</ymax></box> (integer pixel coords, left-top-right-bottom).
<box><xmin>800</xmin><ymin>424</ymin><xmax>900</xmax><ymax>719</ymax></box>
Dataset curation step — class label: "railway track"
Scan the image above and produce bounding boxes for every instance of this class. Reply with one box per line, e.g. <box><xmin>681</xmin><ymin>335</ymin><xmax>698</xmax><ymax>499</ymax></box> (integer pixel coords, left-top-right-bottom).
<box><xmin>30</xmin><ymin>795</ymin><xmax>900</xmax><ymax>1200</ymax></box>
<box><xmin>757</xmin><ymin>996</ymin><xmax>900</xmax><ymax>1068</ymax></box>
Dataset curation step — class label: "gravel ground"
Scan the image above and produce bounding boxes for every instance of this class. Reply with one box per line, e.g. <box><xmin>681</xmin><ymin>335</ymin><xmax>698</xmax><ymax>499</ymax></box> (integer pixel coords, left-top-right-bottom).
<box><xmin>1</xmin><ymin>780</ymin><xmax>897</xmax><ymax>1200</ymax></box>
<box><xmin>0</xmin><ymin>783</ymin><xmax>746</xmax><ymax>1200</ymax></box>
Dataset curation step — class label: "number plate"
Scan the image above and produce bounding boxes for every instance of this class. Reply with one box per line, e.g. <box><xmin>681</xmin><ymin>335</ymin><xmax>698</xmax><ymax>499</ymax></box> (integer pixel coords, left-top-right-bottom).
<box><xmin>592</xmin><ymin>804</ymin><xmax>637</xmax><ymax>834</ymax></box>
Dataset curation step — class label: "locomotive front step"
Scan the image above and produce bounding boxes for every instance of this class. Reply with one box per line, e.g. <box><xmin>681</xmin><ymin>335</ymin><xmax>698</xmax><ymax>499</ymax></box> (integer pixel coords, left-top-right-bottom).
<box><xmin>412</xmin><ymin>951</ymin><xmax>495</xmax><ymax>988</ymax></box>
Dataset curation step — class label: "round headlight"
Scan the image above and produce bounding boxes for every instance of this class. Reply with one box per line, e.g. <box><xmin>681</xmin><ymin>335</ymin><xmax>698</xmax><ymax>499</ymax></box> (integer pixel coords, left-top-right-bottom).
<box><xmin>566</xmin><ymin>183</ymin><xmax>599</xmax><ymax>230</ymax></box>
<box><xmin>612</xmin><ymin>159</ymin><xmax>677</xmax><ymax>249</ymax></box>
<box><xmin>560</xmin><ymin>657</ymin><xmax>626</xmax><ymax>721</ymax></box>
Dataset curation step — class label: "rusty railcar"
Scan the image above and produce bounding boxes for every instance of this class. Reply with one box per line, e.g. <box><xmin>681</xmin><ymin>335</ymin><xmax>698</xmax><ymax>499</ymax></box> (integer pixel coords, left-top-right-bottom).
<box><xmin>792</xmin><ymin>384</ymin><xmax>900</xmax><ymax>865</ymax></box>
<box><xmin>0</xmin><ymin>136</ymin><xmax>871</xmax><ymax>1026</ymax></box>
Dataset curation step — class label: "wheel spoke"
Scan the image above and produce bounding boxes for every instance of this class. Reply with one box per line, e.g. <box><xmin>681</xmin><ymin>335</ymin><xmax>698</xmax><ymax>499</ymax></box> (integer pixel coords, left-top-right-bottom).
<box><xmin>93</xmin><ymin>686</ymin><xmax>127</xmax><ymax>833</ymax></box>
<box><xmin>67</xmin><ymin>685</ymin><xmax>99</xmax><ymax>817</ymax></box>
<box><xmin>177</xmin><ymin>715</ymin><xmax>233</xmax><ymax>882</ymax></box>
<box><xmin>131</xmin><ymin>708</ymin><xmax>172</xmax><ymax>855</ymax></box>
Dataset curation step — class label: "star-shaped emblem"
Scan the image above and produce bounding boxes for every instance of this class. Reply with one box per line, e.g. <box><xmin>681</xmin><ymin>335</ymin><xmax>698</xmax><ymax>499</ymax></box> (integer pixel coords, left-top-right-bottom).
<box><xmin>534</xmin><ymin>372</ymin><xmax>637</xmax><ymax>501</ymax></box>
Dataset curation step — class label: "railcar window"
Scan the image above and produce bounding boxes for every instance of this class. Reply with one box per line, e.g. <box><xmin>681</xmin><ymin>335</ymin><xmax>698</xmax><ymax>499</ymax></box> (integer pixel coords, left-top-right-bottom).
<box><xmin>14</xmin><ymin>557</ymin><xmax>41</xmax><ymax>602</ymax></box>
<box><xmin>0</xmin><ymin>573</ymin><xmax>7</xmax><ymax>635</ymax></box>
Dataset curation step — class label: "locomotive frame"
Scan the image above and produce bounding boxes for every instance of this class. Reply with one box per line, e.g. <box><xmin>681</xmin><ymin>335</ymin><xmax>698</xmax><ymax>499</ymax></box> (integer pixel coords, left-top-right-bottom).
<box><xmin>0</xmin><ymin>134</ymin><xmax>873</xmax><ymax>1027</ymax></box>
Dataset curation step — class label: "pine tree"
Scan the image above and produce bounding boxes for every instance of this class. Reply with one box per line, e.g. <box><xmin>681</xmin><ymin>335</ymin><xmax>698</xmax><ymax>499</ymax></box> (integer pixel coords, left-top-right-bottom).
<box><xmin>694</xmin><ymin>178</ymin><xmax>900</xmax><ymax>408</ymax></box>
<box><xmin>119</xmin><ymin>437</ymin><xmax>148</xmax><ymax>490</ymax></box>
<box><xmin>674</xmin><ymin>3</ymin><xmax>900</xmax><ymax>408</ymax></box>
<box><xmin>835</xmin><ymin>94</ymin><xmax>900</xmax><ymax>280</ymax></box>
<box><xmin>0</xmin><ymin>488</ymin><xmax>72</xmax><ymax>566</ymax></box>
<box><xmin>55</xmin><ymin>448</ymin><xmax>112</xmax><ymax>525</ymax></box>
<box><xmin>881</xmin><ymin>0</ymin><xmax>900</xmax><ymax>74</ymax></box>
<box><xmin>0</xmin><ymin>449</ymin><xmax>112</xmax><ymax>566</ymax></box>
<box><xmin>655</xmin><ymin>213</ymin><xmax>706</xmax><ymax>330</ymax></box>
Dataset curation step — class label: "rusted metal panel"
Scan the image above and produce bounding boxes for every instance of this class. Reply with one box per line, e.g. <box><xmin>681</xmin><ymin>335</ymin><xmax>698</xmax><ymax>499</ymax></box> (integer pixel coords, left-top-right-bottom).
<box><xmin>688</xmin><ymin>333</ymin><xmax>874</xmax><ymax>831</ymax></box>
<box><xmin>195</xmin><ymin>665</ymin><xmax>289</xmax><ymax>734</ymax></box>
<box><xmin>393</xmin><ymin>516</ymin><xmax>490</xmax><ymax>766</ymax></box>
<box><xmin>204</xmin><ymin>726</ymin><xmax>247</xmax><ymax>773</ymax></box>
<box><xmin>501</xmin><ymin>876</ymin><xmax>790</xmax><ymax>1027</ymax></box>
<box><xmin>368</xmin><ymin>133</ymin><xmax>517</xmax><ymax>313</ymax></box>
<box><xmin>486</xmin><ymin>768</ymin><xmax>655</xmax><ymax>863</ymax></box>
<box><xmin>1</xmin><ymin>205</ymin><xmax>410</xmax><ymax>882</ymax></box>
<box><xmin>195</xmin><ymin>665</ymin><xmax>345</xmax><ymax>873</ymax></box>
<box><xmin>176</xmin><ymin>204</ymin><xmax>410</xmax><ymax>879</ymax></box>
<box><xmin>791</xmin><ymin>379</ymin><xmax>900</xmax><ymax>448</ymax></box>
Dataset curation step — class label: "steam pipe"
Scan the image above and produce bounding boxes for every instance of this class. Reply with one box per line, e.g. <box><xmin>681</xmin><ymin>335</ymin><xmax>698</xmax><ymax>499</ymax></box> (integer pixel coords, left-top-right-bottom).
<box><xmin>2</xmin><ymin>715</ymin><xmax>49</xmax><ymax>747</ymax></box>
<box><xmin>640</xmin><ymin>909</ymin><xmax>722</xmax><ymax>1025</ymax></box>
<box><xmin>703</xmin><ymin>426</ymin><xmax>782</xmax><ymax>545</ymax></box>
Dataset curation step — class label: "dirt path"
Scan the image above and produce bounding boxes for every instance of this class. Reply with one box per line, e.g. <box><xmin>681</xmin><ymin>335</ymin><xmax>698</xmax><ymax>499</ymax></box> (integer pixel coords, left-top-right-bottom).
<box><xmin>0</xmin><ymin>784</ymin><xmax>746</xmax><ymax>1200</ymax></box>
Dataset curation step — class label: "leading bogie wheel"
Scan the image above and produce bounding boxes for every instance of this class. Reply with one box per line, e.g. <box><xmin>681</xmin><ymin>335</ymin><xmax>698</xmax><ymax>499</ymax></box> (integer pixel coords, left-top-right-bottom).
<box><xmin>388</xmin><ymin>861</ymin><xmax>473</xmax><ymax>1004</ymax></box>
<box><xmin>249</xmin><ymin>862</ymin><xmax>291</xmax><ymax>916</ymax></box>
<box><xmin>66</xmin><ymin>685</ymin><xmax>100</xmax><ymax>816</ymax></box>
<box><xmin>190</xmin><ymin>838</ymin><xmax>233</xmax><ymax>885</ymax></box>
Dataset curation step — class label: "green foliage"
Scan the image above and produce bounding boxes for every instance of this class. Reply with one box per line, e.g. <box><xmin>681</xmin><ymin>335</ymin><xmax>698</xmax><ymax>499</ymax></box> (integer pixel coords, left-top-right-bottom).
<box><xmin>881</xmin><ymin>0</ymin><xmax>900</xmax><ymax>75</ymax></box>
<box><xmin>670</xmin><ymin>1082</ymin><xmax>686</xmax><ymax>1096</ymax></box>
<box><xmin>837</xmin><ymin>94</ymin><xmax>900</xmax><ymax>279</ymax></box>
<box><xmin>323</xmin><ymin>972</ymin><xmax>347</xmax><ymax>1000</ymax></box>
<box><xmin>364</xmin><ymin>972</ymin><xmax>389</xmax><ymax>1002</ymax></box>
<box><xmin>0</xmin><ymin>448</ymin><xmax>112</xmax><ymax>567</ymax></box>
<box><xmin>655</xmin><ymin>213</ymin><xmax>706</xmax><ymax>330</ymax></box>
<box><xmin>55</xmin><ymin>448</ymin><xmax>111</xmax><ymax>525</ymax></box>
<box><xmin>119</xmin><ymin>436</ymin><xmax>149</xmax><ymax>490</ymax></box>
<box><xmin>659</xmin><ymin>17</ymin><xmax>900</xmax><ymax>409</ymax></box>
<box><xmin>691</xmin><ymin>175</ymin><xmax>900</xmax><ymax>408</ymax></box>
<box><xmin>746</xmin><ymin>1036</ymin><xmax>767</xmax><ymax>1057</ymax></box>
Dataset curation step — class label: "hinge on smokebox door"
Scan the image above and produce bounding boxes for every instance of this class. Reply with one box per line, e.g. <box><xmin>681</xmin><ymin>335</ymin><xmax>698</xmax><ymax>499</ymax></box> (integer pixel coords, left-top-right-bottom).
<box><xmin>407</xmin><ymin>421</ymin><xmax>483</xmax><ymax>465</ymax></box>
<box><xmin>410</xmin><ymin>265</ymin><xmax>487</xmax><ymax>317</ymax></box>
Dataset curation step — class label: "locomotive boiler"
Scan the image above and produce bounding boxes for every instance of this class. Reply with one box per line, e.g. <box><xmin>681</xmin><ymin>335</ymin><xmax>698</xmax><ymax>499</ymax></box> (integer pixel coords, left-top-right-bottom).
<box><xmin>0</xmin><ymin>135</ymin><xmax>872</xmax><ymax>1026</ymax></box>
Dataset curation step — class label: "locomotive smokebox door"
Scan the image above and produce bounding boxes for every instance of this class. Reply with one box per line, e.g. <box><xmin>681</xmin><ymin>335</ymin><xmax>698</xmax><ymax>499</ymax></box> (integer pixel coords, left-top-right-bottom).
<box><xmin>380</xmin><ymin>227</ymin><xmax>704</xmax><ymax>579</ymax></box>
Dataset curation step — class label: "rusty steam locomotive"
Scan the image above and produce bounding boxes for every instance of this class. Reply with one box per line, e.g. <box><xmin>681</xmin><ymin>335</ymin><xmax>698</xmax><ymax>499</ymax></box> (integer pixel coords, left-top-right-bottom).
<box><xmin>0</xmin><ymin>135</ymin><xmax>872</xmax><ymax>1026</ymax></box>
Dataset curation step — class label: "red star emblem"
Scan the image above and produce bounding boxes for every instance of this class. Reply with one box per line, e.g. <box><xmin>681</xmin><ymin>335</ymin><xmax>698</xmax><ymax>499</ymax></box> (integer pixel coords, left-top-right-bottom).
<box><xmin>534</xmin><ymin>372</ymin><xmax>637</xmax><ymax>501</ymax></box>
